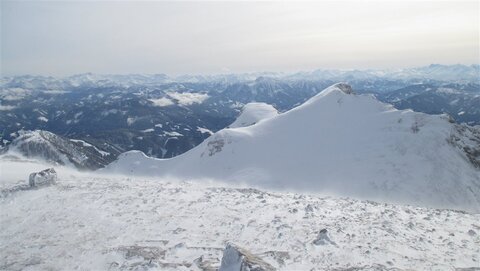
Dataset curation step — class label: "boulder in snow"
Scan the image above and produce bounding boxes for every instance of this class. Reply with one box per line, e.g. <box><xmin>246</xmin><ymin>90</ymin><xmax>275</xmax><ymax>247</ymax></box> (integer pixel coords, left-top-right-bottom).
<box><xmin>219</xmin><ymin>243</ymin><xmax>275</xmax><ymax>271</ymax></box>
<box><xmin>29</xmin><ymin>168</ymin><xmax>57</xmax><ymax>187</ymax></box>
<box><xmin>312</xmin><ymin>228</ymin><xmax>336</xmax><ymax>246</ymax></box>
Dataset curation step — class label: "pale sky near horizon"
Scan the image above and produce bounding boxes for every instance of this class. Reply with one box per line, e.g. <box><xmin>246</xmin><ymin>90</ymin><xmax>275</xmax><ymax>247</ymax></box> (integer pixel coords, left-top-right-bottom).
<box><xmin>1</xmin><ymin>1</ymin><xmax>479</xmax><ymax>76</ymax></box>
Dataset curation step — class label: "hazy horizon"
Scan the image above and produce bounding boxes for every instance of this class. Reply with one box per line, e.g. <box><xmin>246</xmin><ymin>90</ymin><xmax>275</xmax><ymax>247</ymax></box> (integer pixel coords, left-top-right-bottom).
<box><xmin>1</xmin><ymin>1</ymin><xmax>479</xmax><ymax>76</ymax></box>
<box><xmin>1</xmin><ymin>63</ymin><xmax>479</xmax><ymax>78</ymax></box>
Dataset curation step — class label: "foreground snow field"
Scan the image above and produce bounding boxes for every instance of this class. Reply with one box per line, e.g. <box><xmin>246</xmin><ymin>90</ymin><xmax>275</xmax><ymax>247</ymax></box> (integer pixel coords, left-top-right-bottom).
<box><xmin>1</xmin><ymin>160</ymin><xmax>479</xmax><ymax>270</ymax></box>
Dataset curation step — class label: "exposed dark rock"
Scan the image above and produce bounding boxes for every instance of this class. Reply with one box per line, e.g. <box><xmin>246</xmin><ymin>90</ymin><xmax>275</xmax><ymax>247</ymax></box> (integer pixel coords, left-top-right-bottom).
<box><xmin>335</xmin><ymin>83</ymin><xmax>355</xmax><ymax>95</ymax></box>
<box><xmin>219</xmin><ymin>243</ymin><xmax>276</xmax><ymax>271</ymax></box>
<box><xmin>447</xmin><ymin>124</ymin><xmax>480</xmax><ymax>168</ymax></box>
<box><xmin>313</xmin><ymin>228</ymin><xmax>337</xmax><ymax>246</ymax></box>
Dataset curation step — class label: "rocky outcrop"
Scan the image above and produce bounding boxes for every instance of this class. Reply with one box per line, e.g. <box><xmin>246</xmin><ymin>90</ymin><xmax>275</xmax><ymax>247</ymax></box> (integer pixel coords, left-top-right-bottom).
<box><xmin>448</xmin><ymin>124</ymin><xmax>480</xmax><ymax>168</ymax></box>
<box><xmin>312</xmin><ymin>228</ymin><xmax>337</xmax><ymax>246</ymax></box>
<box><xmin>219</xmin><ymin>243</ymin><xmax>275</xmax><ymax>271</ymax></box>
<box><xmin>29</xmin><ymin>168</ymin><xmax>57</xmax><ymax>187</ymax></box>
<box><xmin>334</xmin><ymin>82</ymin><xmax>355</xmax><ymax>95</ymax></box>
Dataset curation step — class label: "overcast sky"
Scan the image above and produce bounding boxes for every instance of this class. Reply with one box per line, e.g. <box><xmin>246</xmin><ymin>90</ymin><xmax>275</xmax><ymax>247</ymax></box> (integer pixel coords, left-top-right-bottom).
<box><xmin>1</xmin><ymin>1</ymin><xmax>479</xmax><ymax>76</ymax></box>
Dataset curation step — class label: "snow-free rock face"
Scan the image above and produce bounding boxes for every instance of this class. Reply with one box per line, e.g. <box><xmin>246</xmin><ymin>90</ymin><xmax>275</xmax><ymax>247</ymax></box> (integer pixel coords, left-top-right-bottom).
<box><xmin>29</xmin><ymin>168</ymin><xmax>57</xmax><ymax>187</ymax></box>
<box><xmin>229</xmin><ymin>103</ymin><xmax>278</xmax><ymax>128</ymax></box>
<box><xmin>105</xmin><ymin>83</ymin><xmax>480</xmax><ymax>212</ymax></box>
<box><xmin>219</xmin><ymin>243</ymin><xmax>275</xmax><ymax>271</ymax></box>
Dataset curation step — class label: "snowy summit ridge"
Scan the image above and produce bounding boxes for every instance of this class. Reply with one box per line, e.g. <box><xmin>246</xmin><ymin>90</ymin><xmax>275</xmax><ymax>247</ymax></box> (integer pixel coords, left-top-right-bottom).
<box><xmin>105</xmin><ymin>83</ymin><xmax>480</xmax><ymax>212</ymax></box>
<box><xmin>229</xmin><ymin>102</ymin><xmax>278</xmax><ymax>128</ymax></box>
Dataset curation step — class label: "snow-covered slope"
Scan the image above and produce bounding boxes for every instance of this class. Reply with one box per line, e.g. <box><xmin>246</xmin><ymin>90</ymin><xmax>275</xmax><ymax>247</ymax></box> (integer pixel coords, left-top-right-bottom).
<box><xmin>1</xmin><ymin>158</ymin><xmax>479</xmax><ymax>270</ymax></box>
<box><xmin>229</xmin><ymin>102</ymin><xmax>278</xmax><ymax>128</ymax></box>
<box><xmin>4</xmin><ymin>130</ymin><xmax>118</xmax><ymax>170</ymax></box>
<box><xmin>105</xmin><ymin>83</ymin><xmax>480</xmax><ymax>212</ymax></box>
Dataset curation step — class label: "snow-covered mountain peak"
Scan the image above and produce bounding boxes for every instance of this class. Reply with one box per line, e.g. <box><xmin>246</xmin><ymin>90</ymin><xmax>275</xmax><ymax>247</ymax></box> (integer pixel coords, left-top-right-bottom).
<box><xmin>291</xmin><ymin>82</ymin><xmax>391</xmax><ymax>118</ymax></box>
<box><xmin>329</xmin><ymin>82</ymin><xmax>355</xmax><ymax>94</ymax></box>
<box><xmin>303</xmin><ymin>82</ymin><xmax>355</xmax><ymax>102</ymax></box>
<box><xmin>229</xmin><ymin>102</ymin><xmax>278</xmax><ymax>128</ymax></box>
<box><xmin>105</xmin><ymin>83</ymin><xmax>480</xmax><ymax>212</ymax></box>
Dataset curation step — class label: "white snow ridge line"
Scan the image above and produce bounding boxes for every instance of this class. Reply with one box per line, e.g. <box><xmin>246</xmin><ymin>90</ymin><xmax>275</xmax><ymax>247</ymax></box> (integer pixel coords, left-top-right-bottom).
<box><xmin>105</xmin><ymin>83</ymin><xmax>480</xmax><ymax>213</ymax></box>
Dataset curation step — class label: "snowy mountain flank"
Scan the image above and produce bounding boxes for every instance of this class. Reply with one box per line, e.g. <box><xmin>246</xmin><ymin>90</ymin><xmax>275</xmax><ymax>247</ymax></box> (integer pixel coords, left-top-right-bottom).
<box><xmin>2</xmin><ymin>65</ymin><xmax>478</xmax><ymax>164</ymax></box>
<box><xmin>106</xmin><ymin>83</ymin><xmax>480</xmax><ymax>212</ymax></box>
<box><xmin>2</xmin><ymin>130</ymin><xmax>119</xmax><ymax>170</ymax></box>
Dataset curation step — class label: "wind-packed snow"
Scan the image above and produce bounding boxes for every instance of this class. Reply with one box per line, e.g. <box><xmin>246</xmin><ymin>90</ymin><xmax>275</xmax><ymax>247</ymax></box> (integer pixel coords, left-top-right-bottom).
<box><xmin>106</xmin><ymin>83</ymin><xmax>480</xmax><ymax>212</ymax></box>
<box><xmin>1</xmin><ymin>157</ymin><xmax>479</xmax><ymax>270</ymax></box>
<box><xmin>229</xmin><ymin>102</ymin><xmax>278</xmax><ymax>128</ymax></box>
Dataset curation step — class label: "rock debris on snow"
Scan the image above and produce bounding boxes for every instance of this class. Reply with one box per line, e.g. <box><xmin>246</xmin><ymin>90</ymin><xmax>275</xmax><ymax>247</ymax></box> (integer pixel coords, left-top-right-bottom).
<box><xmin>219</xmin><ymin>243</ymin><xmax>276</xmax><ymax>271</ymax></box>
<box><xmin>28</xmin><ymin>168</ymin><xmax>57</xmax><ymax>187</ymax></box>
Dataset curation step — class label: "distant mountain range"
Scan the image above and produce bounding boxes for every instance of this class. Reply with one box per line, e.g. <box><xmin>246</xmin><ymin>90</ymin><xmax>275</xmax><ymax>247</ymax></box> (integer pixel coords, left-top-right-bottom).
<box><xmin>376</xmin><ymin>83</ymin><xmax>480</xmax><ymax>125</ymax></box>
<box><xmin>1</xmin><ymin>64</ymin><xmax>478</xmax><ymax>169</ymax></box>
<box><xmin>289</xmin><ymin>64</ymin><xmax>479</xmax><ymax>82</ymax></box>
<box><xmin>2</xmin><ymin>64</ymin><xmax>479</xmax><ymax>87</ymax></box>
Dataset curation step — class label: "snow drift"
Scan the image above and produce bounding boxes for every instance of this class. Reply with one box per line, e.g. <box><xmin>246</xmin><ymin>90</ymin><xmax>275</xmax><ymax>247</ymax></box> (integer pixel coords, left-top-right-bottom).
<box><xmin>105</xmin><ymin>83</ymin><xmax>480</xmax><ymax>211</ymax></box>
<box><xmin>229</xmin><ymin>102</ymin><xmax>278</xmax><ymax>128</ymax></box>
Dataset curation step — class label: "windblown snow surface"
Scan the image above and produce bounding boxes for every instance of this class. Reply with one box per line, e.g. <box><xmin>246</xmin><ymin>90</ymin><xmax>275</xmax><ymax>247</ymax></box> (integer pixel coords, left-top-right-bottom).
<box><xmin>106</xmin><ymin>83</ymin><xmax>480</xmax><ymax>212</ymax></box>
<box><xmin>229</xmin><ymin>102</ymin><xmax>278</xmax><ymax>128</ymax></box>
<box><xmin>1</xmin><ymin>157</ymin><xmax>479</xmax><ymax>270</ymax></box>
